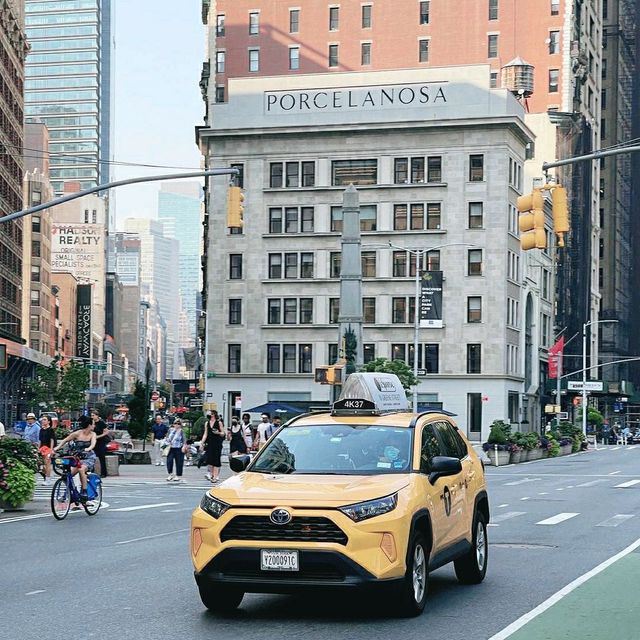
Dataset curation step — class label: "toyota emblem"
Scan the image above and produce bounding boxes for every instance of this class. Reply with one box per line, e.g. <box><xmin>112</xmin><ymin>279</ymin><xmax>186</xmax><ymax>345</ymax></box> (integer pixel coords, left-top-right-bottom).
<box><xmin>270</xmin><ymin>508</ymin><xmax>292</xmax><ymax>525</ymax></box>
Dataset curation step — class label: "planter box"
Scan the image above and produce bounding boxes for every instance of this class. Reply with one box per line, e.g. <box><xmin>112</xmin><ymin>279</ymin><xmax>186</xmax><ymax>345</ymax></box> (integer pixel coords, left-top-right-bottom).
<box><xmin>487</xmin><ymin>449</ymin><xmax>511</xmax><ymax>466</ymax></box>
<box><xmin>525</xmin><ymin>447</ymin><xmax>543</xmax><ymax>461</ymax></box>
<box><xmin>510</xmin><ymin>450</ymin><xmax>522</xmax><ymax>464</ymax></box>
<box><xmin>0</xmin><ymin>498</ymin><xmax>25</xmax><ymax>511</ymax></box>
<box><xmin>560</xmin><ymin>444</ymin><xmax>572</xmax><ymax>456</ymax></box>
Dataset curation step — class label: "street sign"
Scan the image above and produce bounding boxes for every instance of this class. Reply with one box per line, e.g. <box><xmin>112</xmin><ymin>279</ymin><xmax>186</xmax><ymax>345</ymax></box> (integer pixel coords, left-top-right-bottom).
<box><xmin>234</xmin><ymin>396</ymin><xmax>242</xmax><ymax>410</ymax></box>
<box><xmin>151</xmin><ymin>390</ymin><xmax>160</xmax><ymax>401</ymax></box>
<box><xmin>206</xmin><ymin>371</ymin><xmax>216</xmax><ymax>379</ymax></box>
<box><xmin>86</xmin><ymin>363</ymin><xmax>106</xmax><ymax>371</ymax></box>
<box><xmin>567</xmin><ymin>381</ymin><xmax>603</xmax><ymax>392</ymax></box>
<box><xmin>416</xmin><ymin>369</ymin><xmax>427</xmax><ymax>376</ymax></box>
<box><xmin>557</xmin><ymin>411</ymin><xmax>569</xmax><ymax>420</ymax></box>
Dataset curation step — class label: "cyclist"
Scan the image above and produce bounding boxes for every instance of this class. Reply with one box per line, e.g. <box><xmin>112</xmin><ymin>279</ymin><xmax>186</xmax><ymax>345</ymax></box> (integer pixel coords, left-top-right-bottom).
<box><xmin>52</xmin><ymin>415</ymin><xmax>97</xmax><ymax>501</ymax></box>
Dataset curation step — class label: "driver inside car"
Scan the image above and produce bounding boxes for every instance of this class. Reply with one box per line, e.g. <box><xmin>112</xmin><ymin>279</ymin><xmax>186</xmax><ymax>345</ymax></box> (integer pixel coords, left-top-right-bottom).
<box><xmin>377</xmin><ymin>434</ymin><xmax>409</xmax><ymax>470</ymax></box>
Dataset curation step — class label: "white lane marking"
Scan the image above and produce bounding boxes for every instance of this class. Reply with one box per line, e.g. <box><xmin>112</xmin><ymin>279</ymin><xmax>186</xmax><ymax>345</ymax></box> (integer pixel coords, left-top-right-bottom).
<box><xmin>504</xmin><ymin>478</ymin><xmax>540</xmax><ymax>486</ymax></box>
<box><xmin>566</xmin><ymin>485</ymin><xmax>574</xmax><ymax>489</ymax></box>
<box><xmin>536</xmin><ymin>512</ymin><xmax>579</xmax><ymax>525</ymax></box>
<box><xmin>626</xmin><ymin>445</ymin><xmax>638</xmax><ymax>450</ymax></box>
<box><xmin>491</xmin><ymin>511</ymin><xmax>527</xmax><ymax>523</ymax></box>
<box><xmin>488</xmin><ymin>523</ymin><xmax>499</xmax><ymax>527</ymax></box>
<box><xmin>538</xmin><ymin>492</ymin><xmax>549</xmax><ymax>495</ymax></box>
<box><xmin>556</xmin><ymin>488</ymin><xmax>564</xmax><ymax>491</ymax></box>
<box><xmin>0</xmin><ymin>501</ymin><xmax>110</xmax><ymax>524</ymax></box>
<box><xmin>110</xmin><ymin>502</ymin><xmax>179</xmax><ymax>512</ymax></box>
<box><xmin>520</xmin><ymin>497</ymin><xmax>530</xmax><ymax>501</ymax></box>
<box><xmin>609</xmin><ymin>471</ymin><xmax>621</xmax><ymax>475</ymax></box>
<box><xmin>488</xmin><ymin>536</ymin><xmax>640</xmax><ymax>640</ymax></box>
<box><xmin>25</xmin><ymin>590</ymin><xmax>46</xmax><ymax>596</ymax></box>
<box><xmin>596</xmin><ymin>514</ymin><xmax>635</xmax><ymax>527</ymax></box>
<box><xmin>576</xmin><ymin>479</ymin><xmax>608</xmax><ymax>487</ymax></box>
<box><xmin>612</xmin><ymin>447</ymin><xmax>620</xmax><ymax>451</ymax></box>
<box><xmin>115</xmin><ymin>528</ymin><xmax>190</xmax><ymax>545</ymax></box>
<box><xmin>614</xmin><ymin>479</ymin><xmax>640</xmax><ymax>488</ymax></box>
<box><xmin>497</xmin><ymin>504</ymin><xmax>509</xmax><ymax>508</ymax></box>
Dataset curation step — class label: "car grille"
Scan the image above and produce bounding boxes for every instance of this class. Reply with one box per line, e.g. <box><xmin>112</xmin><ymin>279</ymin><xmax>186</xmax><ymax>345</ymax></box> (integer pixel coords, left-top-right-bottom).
<box><xmin>220</xmin><ymin>515</ymin><xmax>348</xmax><ymax>545</ymax></box>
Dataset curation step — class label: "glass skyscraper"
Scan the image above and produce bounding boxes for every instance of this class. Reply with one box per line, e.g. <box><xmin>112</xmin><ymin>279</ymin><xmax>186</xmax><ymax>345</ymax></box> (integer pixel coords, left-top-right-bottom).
<box><xmin>24</xmin><ymin>0</ymin><xmax>113</xmax><ymax>195</ymax></box>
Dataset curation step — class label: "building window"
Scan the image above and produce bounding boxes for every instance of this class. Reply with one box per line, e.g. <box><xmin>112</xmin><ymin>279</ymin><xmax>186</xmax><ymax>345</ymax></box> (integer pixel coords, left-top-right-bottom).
<box><xmin>602</xmin><ymin>58</ymin><xmax>607</xmax><ymax>79</ymax></box>
<box><xmin>427</xmin><ymin>156</ymin><xmax>441</xmax><ymax>182</ymax></box>
<box><xmin>392</xmin><ymin>298</ymin><xmax>415</xmax><ymax>324</ymax></box>
<box><xmin>31</xmin><ymin>266</ymin><xmax>40</xmax><ymax>282</ymax></box>
<box><xmin>600</xmin><ymin>118</ymin><xmax>606</xmax><ymax>139</ymax></box>
<box><xmin>394</xmin><ymin>158</ymin><xmax>408</xmax><ymax>183</ymax></box>
<box><xmin>549</xmin><ymin>30</ymin><xmax>560</xmax><ymax>54</ymax></box>
<box><xmin>419</xmin><ymin>1</ymin><xmax>430</xmax><ymax>24</ymax></box>
<box><xmin>268</xmin><ymin>299</ymin><xmax>281</xmax><ymax>324</ymax></box>
<box><xmin>300</xmin><ymin>298</ymin><xmax>313</xmax><ymax>324</ymax></box>
<box><xmin>283</xmin><ymin>298</ymin><xmax>297</xmax><ymax>324</ymax></box>
<box><xmin>419</xmin><ymin>39</ymin><xmax>429</xmax><ymax>62</ymax></box>
<box><xmin>229</xmin><ymin>299</ymin><xmax>242</xmax><ymax>324</ymax></box>
<box><xmin>31</xmin><ymin>240</ymin><xmax>41</xmax><ymax>257</ymax></box>
<box><xmin>267</xmin><ymin>344</ymin><xmax>311</xmax><ymax>373</ymax></box>
<box><xmin>228</xmin><ymin>344</ymin><xmax>241</xmax><ymax>373</ymax></box>
<box><xmin>329</xmin><ymin>44</ymin><xmax>339</xmax><ymax>67</ymax></box>
<box><xmin>30</xmin><ymin>290</ymin><xmax>40</xmax><ymax>306</ymax></box>
<box><xmin>425</xmin><ymin>344</ymin><xmax>439</xmax><ymax>373</ymax></box>
<box><xmin>331</xmin><ymin>205</ymin><xmax>377</xmax><ymax>232</ymax></box>
<box><xmin>363</xmin><ymin>344</ymin><xmax>375</xmax><ymax>363</ymax></box>
<box><xmin>332</xmin><ymin>159</ymin><xmax>377</xmax><ymax>185</ymax></box>
<box><xmin>289</xmin><ymin>46</ymin><xmax>300</xmax><ymax>70</ymax></box>
<box><xmin>289</xmin><ymin>9</ymin><xmax>299</xmax><ymax>33</ymax></box>
<box><xmin>299</xmin><ymin>344</ymin><xmax>312</xmax><ymax>373</ymax></box>
<box><xmin>489</xmin><ymin>0</ymin><xmax>498</xmax><ymax>20</ymax></box>
<box><xmin>284</xmin><ymin>253</ymin><xmax>297</xmax><ymax>279</ymax></box>
<box><xmin>363</xmin><ymin>297</ymin><xmax>376</xmax><ymax>323</ymax></box>
<box><xmin>393</xmin><ymin>251</ymin><xmax>408</xmax><ymax>277</ymax></box>
<box><xmin>249</xmin><ymin>48</ymin><xmax>260</xmax><ymax>72</ymax></box>
<box><xmin>269</xmin><ymin>208</ymin><xmax>283</xmax><ymax>233</ymax></box>
<box><xmin>394</xmin><ymin>204</ymin><xmax>408</xmax><ymax>230</ymax></box>
<box><xmin>216</xmin><ymin>50</ymin><xmax>225</xmax><ymax>73</ymax></box>
<box><xmin>468</xmin><ymin>202</ymin><xmax>483</xmax><ymax>228</ymax></box>
<box><xmin>269</xmin><ymin>252</ymin><xmax>313</xmax><ymax>279</ymax></box>
<box><xmin>487</xmin><ymin>34</ymin><xmax>498</xmax><ymax>58</ymax></box>
<box><xmin>468</xmin><ymin>249</ymin><xmax>483</xmax><ymax>275</ymax></box>
<box><xmin>270</xmin><ymin>161</ymin><xmax>315</xmax><ymax>188</ymax></box>
<box><xmin>426</xmin><ymin>250</ymin><xmax>440</xmax><ymax>271</ymax></box>
<box><xmin>329</xmin><ymin>298</ymin><xmax>340</xmax><ymax>324</ymax></box>
<box><xmin>426</xmin><ymin>203</ymin><xmax>441</xmax><ymax>229</ymax></box>
<box><xmin>490</xmin><ymin>71</ymin><xmax>498</xmax><ymax>88</ymax></box>
<box><xmin>229</xmin><ymin>254</ymin><xmax>243</xmax><ymax>279</ymax></box>
<box><xmin>330</xmin><ymin>252</ymin><xmax>341</xmax><ymax>278</ymax></box>
<box><xmin>30</xmin><ymin>315</ymin><xmax>40</xmax><ymax>331</ymax></box>
<box><xmin>329</xmin><ymin>6</ymin><xmax>339</xmax><ymax>30</ymax></box>
<box><xmin>467</xmin><ymin>297</ymin><xmax>482</xmax><ymax>323</ymax></box>
<box><xmin>300</xmin><ymin>253</ymin><xmax>314</xmax><ymax>278</ymax></box>
<box><xmin>469</xmin><ymin>154</ymin><xmax>484</xmax><ymax>181</ymax></box>
<box><xmin>362</xmin><ymin>4</ymin><xmax>372</xmax><ymax>28</ymax></box>
<box><xmin>216</xmin><ymin>14</ymin><xmax>225</xmax><ymax>37</ymax></box>
<box><xmin>361</xmin><ymin>251</ymin><xmax>376</xmax><ymax>277</ymax></box>
<box><xmin>548</xmin><ymin>69</ymin><xmax>559</xmax><ymax>93</ymax></box>
<box><xmin>361</xmin><ymin>42</ymin><xmax>371</xmax><ymax>65</ymax></box>
<box><xmin>468</xmin><ymin>393</ymin><xmax>482</xmax><ymax>436</ymax></box>
<box><xmin>284</xmin><ymin>345</ymin><xmax>297</xmax><ymax>373</ymax></box>
<box><xmin>551</xmin><ymin>0</ymin><xmax>559</xmax><ymax>15</ymax></box>
<box><xmin>467</xmin><ymin>344</ymin><xmax>482</xmax><ymax>374</ymax></box>
<box><xmin>249</xmin><ymin>11</ymin><xmax>259</xmax><ymax>35</ymax></box>
<box><xmin>32</xmin><ymin>216</ymin><xmax>41</xmax><ymax>232</ymax></box>
<box><xmin>267</xmin><ymin>344</ymin><xmax>280</xmax><ymax>373</ymax></box>
<box><xmin>215</xmin><ymin>85</ymin><xmax>225</xmax><ymax>103</ymax></box>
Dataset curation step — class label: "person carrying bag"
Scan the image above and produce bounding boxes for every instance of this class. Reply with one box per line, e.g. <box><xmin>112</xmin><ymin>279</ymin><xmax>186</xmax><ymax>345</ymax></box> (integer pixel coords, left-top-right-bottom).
<box><xmin>165</xmin><ymin>419</ymin><xmax>187</xmax><ymax>482</ymax></box>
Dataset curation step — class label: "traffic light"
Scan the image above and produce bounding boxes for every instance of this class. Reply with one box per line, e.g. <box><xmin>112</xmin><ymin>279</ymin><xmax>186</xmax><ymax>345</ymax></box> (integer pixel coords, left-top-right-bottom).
<box><xmin>314</xmin><ymin>365</ymin><xmax>344</xmax><ymax>385</ymax></box>
<box><xmin>517</xmin><ymin>188</ymin><xmax>546</xmax><ymax>250</ymax></box>
<box><xmin>551</xmin><ymin>186</ymin><xmax>569</xmax><ymax>247</ymax></box>
<box><xmin>226</xmin><ymin>185</ymin><xmax>244</xmax><ymax>228</ymax></box>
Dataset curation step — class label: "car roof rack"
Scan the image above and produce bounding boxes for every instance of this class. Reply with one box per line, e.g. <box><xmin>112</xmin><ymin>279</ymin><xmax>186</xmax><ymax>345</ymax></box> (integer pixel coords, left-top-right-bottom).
<box><xmin>409</xmin><ymin>409</ymin><xmax>458</xmax><ymax>428</ymax></box>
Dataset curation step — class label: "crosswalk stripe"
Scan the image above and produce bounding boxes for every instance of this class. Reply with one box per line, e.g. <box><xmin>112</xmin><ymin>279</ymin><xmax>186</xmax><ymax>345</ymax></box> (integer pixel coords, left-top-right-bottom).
<box><xmin>595</xmin><ymin>514</ymin><xmax>635</xmax><ymax>527</ymax></box>
<box><xmin>491</xmin><ymin>511</ymin><xmax>526</xmax><ymax>523</ymax></box>
<box><xmin>576</xmin><ymin>479</ymin><xmax>608</xmax><ymax>487</ymax></box>
<box><xmin>504</xmin><ymin>478</ymin><xmax>539</xmax><ymax>486</ymax></box>
<box><xmin>612</xmin><ymin>447</ymin><xmax>620</xmax><ymax>450</ymax></box>
<box><xmin>536</xmin><ymin>512</ymin><xmax>579</xmax><ymax>525</ymax></box>
<box><xmin>614</xmin><ymin>479</ymin><xmax>640</xmax><ymax>488</ymax></box>
<box><xmin>627</xmin><ymin>446</ymin><xmax>638</xmax><ymax>450</ymax></box>
<box><xmin>110</xmin><ymin>502</ymin><xmax>179</xmax><ymax>512</ymax></box>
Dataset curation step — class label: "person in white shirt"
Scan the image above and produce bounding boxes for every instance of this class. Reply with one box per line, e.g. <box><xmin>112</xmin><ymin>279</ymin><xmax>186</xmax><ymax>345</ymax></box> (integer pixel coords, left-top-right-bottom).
<box><xmin>0</xmin><ymin>420</ymin><xmax>5</xmax><ymax>438</ymax></box>
<box><xmin>256</xmin><ymin>413</ymin><xmax>274</xmax><ymax>450</ymax></box>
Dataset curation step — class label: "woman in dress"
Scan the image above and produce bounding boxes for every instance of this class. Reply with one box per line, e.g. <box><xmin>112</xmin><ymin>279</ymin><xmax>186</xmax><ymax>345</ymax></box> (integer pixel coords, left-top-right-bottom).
<box><xmin>228</xmin><ymin>417</ymin><xmax>250</xmax><ymax>457</ymax></box>
<box><xmin>201</xmin><ymin>410</ymin><xmax>225</xmax><ymax>483</ymax></box>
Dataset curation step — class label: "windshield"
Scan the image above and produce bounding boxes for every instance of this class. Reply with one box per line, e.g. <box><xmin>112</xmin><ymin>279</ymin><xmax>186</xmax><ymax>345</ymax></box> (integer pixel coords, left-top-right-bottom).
<box><xmin>251</xmin><ymin>424</ymin><xmax>413</xmax><ymax>475</ymax></box>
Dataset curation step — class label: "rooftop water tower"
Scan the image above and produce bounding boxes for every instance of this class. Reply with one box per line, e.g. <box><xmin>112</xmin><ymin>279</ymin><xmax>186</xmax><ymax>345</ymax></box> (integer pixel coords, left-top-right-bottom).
<box><xmin>501</xmin><ymin>57</ymin><xmax>534</xmax><ymax>99</ymax></box>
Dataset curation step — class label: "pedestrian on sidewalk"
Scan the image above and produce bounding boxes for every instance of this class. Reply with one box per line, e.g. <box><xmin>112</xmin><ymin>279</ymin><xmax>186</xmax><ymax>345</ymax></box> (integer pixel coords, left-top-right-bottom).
<box><xmin>151</xmin><ymin>415</ymin><xmax>169</xmax><ymax>466</ymax></box>
<box><xmin>228</xmin><ymin>417</ymin><xmax>250</xmax><ymax>457</ymax></box>
<box><xmin>91</xmin><ymin>409</ymin><xmax>110</xmax><ymax>478</ymax></box>
<box><xmin>255</xmin><ymin>413</ymin><xmax>274</xmax><ymax>451</ymax></box>
<box><xmin>22</xmin><ymin>413</ymin><xmax>40</xmax><ymax>445</ymax></box>
<box><xmin>38</xmin><ymin>415</ymin><xmax>56</xmax><ymax>485</ymax></box>
<box><xmin>201</xmin><ymin>410</ymin><xmax>225</xmax><ymax>483</ymax></box>
<box><xmin>165</xmin><ymin>419</ymin><xmax>186</xmax><ymax>482</ymax></box>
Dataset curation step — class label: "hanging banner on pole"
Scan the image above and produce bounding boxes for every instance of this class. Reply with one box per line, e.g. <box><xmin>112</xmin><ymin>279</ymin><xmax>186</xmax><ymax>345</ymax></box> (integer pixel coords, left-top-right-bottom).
<box><xmin>548</xmin><ymin>336</ymin><xmax>564</xmax><ymax>379</ymax></box>
<box><xmin>76</xmin><ymin>284</ymin><xmax>92</xmax><ymax>359</ymax></box>
<box><xmin>419</xmin><ymin>271</ymin><xmax>443</xmax><ymax>328</ymax></box>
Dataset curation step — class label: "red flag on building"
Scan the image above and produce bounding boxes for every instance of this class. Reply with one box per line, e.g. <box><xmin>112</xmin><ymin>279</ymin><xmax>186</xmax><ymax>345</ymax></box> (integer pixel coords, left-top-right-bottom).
<box><xmin>548</xmin><ymin>336</ymin><xmax>565</xmax><ymax>379</ymax></box>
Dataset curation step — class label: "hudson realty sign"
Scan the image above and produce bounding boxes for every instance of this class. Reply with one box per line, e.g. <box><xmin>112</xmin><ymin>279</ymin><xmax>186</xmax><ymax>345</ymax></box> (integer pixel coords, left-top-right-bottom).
<box><xmin>51</xmin><ymin>223</ymin><xmax>105</xmax><ymax>281</ymax></box>
<box><xmin>265</xmin><ymin>82</ymin><xmax>447</xmax><ymax>115</ymax></box>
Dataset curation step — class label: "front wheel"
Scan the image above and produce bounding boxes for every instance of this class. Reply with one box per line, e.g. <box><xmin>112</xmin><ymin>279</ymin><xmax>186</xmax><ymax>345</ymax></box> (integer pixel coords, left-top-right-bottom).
<box><xmin>51</xmin><ymin>477</ymin><xmax>71</xmax><ymax>520</ymax></box>
<box><xmin>198</xmin><ymin>585</ymin><xmax>244</xmax><ymax>613</ymax></box>
<box><xmin>393</xmin><ymin>531</ymin><xmax>429</xmax><ymax>617</ymax></box>
<box><xmin>454</xmin><ymin>511</ymin><xmax>488</xmax><ymax>584</ymax></box>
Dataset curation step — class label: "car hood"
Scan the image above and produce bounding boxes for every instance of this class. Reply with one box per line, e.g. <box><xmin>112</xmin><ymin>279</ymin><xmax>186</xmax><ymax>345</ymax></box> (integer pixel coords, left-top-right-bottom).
<box><xmin>211</xmin><ymin>473</ymin><xmax>411</xmax><ymax>507</ymax></box>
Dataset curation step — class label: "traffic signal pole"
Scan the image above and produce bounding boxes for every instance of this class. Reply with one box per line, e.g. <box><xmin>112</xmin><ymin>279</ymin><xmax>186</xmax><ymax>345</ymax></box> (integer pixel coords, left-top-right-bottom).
<box><xmin>542</xmin><ymin>144</ymin><xmax>640</xmax><ymax>172</ymax></box>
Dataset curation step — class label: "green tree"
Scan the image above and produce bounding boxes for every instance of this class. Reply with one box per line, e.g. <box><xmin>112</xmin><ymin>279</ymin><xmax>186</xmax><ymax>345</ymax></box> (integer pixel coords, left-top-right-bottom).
<box><xmin>343</xmin><ymin>326</ymin><xmax>357</xmax><ymax>375</ymax></box>
<box><xmin>26</xmin><ymin>356</ymin><xmax>62</xmax><ymax>410</ymax></box>
<box><xmin>57</xmin><ymin>361</ymin><xmax>90</xmax><ymax>413</ymax></box>
<box><xmin>359</xmin><ymin>358</ymin><xmax>418</xmax><ymax>393</ymax></box>
<box><xmin>126</xmin><ymin>380</ymin><xmax>147</xmax><ymax>438</ymax></box>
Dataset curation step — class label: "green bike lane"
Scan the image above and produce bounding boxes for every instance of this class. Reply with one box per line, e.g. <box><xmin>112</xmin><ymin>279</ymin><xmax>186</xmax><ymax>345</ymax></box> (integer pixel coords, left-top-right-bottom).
<box><xmin>491</xmin><ymin>540</ymin><xmax>640</xmax><ymax>640</ymax></box>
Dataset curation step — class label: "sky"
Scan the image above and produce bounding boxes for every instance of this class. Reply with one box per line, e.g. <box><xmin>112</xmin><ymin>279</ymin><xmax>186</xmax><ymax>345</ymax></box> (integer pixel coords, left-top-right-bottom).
<box><xmin>112</xmin><ymin>1</ymin><xmax>204</xmax><ymax>228</ymax></box>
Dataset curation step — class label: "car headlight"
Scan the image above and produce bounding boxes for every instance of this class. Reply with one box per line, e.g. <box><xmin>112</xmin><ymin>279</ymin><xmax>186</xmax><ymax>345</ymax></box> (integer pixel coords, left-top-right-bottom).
<box><xmin>339</xmin><ymin>493</ymin><xmax>398</xmax><ymax>522</ymax></box>
<box><xmin>200</xmin><ymin>493</ymin><xmax>230</xmax><ymax>519</ymax></box>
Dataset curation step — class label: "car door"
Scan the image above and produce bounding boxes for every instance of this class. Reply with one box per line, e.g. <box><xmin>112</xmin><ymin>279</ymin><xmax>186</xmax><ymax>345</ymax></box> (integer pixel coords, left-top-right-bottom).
<box><xmin>433</xmin><ymin>421</ymin><xmax>469</xmax><ymax>543</ymax></box>
<box><xmin>418</xmin><ymin>421</ymin><xmax>456</xmax><ymax>553</ymax></box>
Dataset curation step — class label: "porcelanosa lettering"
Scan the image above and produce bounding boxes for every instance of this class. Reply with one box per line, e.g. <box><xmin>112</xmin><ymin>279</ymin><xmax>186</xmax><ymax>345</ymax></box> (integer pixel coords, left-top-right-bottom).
<box><xmin>265</xmin><ymin>84</ymin><xmax>447</xmax><ymax>114</ymax></box>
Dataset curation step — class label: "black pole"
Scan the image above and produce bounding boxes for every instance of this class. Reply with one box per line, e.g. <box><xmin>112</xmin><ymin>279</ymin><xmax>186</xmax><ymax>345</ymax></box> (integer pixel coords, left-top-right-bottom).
<box><xmin>143</xmin><ymin>358</ymin><xmax>151</xmax><ymax>451</ymax></box>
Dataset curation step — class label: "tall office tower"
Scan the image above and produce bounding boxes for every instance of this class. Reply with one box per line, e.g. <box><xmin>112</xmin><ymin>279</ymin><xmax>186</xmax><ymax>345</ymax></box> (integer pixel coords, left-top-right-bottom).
<box><xmin>24</xmin><ymin>0</ymin><xmax>114</xmax><ymax>194</ymax></box>
<box><xmin>157</xmin><ymin>181</ymin><xmax>202</xmax><ymax>346</ymax></box>
<box><xmin>599</xmin><ymin>0</ymin><xmax>638</xmax><ymax>387</ymax></box>
<box><xmin>197</xmin><ymin>1</ymin><xmax>605</xmax><ymax>430</ymax></box>
<box><xmin>123</xmin><ymin>218</ymin><xmax>180</xmax><ymax>381</ymax></box>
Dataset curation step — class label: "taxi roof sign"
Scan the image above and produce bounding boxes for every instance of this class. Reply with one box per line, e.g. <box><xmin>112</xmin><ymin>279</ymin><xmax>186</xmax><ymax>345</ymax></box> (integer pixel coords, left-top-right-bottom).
<box><xmin>335</xmin><ymin>373</ymin><xmax>409</xmax><ymax>414</ymax></box>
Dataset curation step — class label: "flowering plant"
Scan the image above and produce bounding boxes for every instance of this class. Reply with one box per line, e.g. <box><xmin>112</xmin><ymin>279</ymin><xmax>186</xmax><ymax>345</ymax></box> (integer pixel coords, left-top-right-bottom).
<box><xmin>482</xmin><ymin>442</ymin><xmax>510</xmax><ymax>452</ymax></box>
<box><xmin>0</xmin><ymin>458</ymin><xmax>35</xmax><ymax>508</ymax></box>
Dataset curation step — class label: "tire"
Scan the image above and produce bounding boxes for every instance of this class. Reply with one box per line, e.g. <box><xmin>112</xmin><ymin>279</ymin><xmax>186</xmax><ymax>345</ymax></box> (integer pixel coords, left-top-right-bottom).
<box><xmin>394</xmin><ymin>531</ymin><xmax>429</xmax><ymax>617</ymax></box>
<box><xmin>454</xmin><ymin>511</ymin><xmax>488</xmax><ymax>584</ymax></box>
<box><xmin>83</xmin><ymin>481</ymin><xmax>102</xmax><ymax>516</ymax></box>
<box><xmin>51</xmin><ymin>478</ymin><xmax>71</xmax><ymax>520</ymax></box>
<box><xmin>198</xmin><ymin>585</ymin><xmax>244</xmax><ymax>613</ymax></box>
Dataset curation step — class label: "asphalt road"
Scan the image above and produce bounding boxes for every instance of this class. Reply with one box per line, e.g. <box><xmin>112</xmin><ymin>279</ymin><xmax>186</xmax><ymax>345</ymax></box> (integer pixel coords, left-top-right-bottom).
<box><xmin>1</xmin><ymin>445</ymin><xmax>639</xmax><ymax>640</ymax></box>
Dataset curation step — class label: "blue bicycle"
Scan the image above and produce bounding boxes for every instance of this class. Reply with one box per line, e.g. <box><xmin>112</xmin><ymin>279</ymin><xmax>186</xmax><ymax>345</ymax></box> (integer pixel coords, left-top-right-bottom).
<box><xmin>51</xmin><ymin>454</ymin><xmax>102</xmax><ymax>520</ymax></box>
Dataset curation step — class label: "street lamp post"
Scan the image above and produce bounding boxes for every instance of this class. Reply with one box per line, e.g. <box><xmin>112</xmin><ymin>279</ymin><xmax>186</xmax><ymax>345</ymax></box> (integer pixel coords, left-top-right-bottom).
<box><xmin>582</xmin><ymin>319</ymin><xmax>618</xmax><ymax>442</ymax></box>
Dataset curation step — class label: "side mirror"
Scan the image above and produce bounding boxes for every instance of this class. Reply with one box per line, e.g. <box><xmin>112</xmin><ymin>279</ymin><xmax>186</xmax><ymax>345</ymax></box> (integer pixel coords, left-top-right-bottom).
<box><xmin>229</xmin><ymin>454</ymin><xmax>251</xmax><ymax>473</ymax></box>
<box><xmin>428</xmin><ymin>456</ymin><xmax>462</xmax><ymax>485</ymax></box>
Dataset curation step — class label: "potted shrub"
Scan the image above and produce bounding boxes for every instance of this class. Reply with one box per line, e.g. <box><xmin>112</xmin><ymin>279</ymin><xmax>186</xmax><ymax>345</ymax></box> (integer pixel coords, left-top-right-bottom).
<box><xmin>508</xmin><ymin>442</ymin><xmax>523</xmax><ymax>464</ymax></box>
<box><xmin>0</xmin><ymin>458</ymin><xmax>35</xmax><ymax>510</ymax></box>
<box><xmin>482</xmin><ymin>421</ymin><xmax>512</xmax><ymax>465</ymax></box>
<box><xmin>559</xmin><ymin>437</ymin><xmax>572</xmax><ymax>455</ymax></box>
<box><xmin>522</xmin><ymin>432</ymin><xmax>542</xmax><ymax>460</ymax></box>
<box><xmin>482</xmin><ymin>442</ymin><xmax>511</xmax><ymax>466</ymax></box>
<box><xmin>546</xmin><ymin>435</ymin><xmax>560</xmax><ymax>457</ymax></box>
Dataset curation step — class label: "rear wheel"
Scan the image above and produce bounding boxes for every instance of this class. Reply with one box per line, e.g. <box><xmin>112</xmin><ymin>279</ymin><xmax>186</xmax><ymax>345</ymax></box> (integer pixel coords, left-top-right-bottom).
<box><xmin>51</xmin><ymin>478</ymin><xmax>71</xmax><ymax>520</ymax></box>
<box><xmin>83</xmin><ymin>481</ymin><xmax>102</xmax><ymax>516</ymax></box>
<box><xmin>198</xmin><ymin>585</ymin><xmax>244</xmax><ymax>613</ymax></box>
<box><xmin>454</xmin><ymin>511</ymin><xmax>488</xmax><ymax>584</ymax></box>
<box><xmin>394</xmin><ymin>531</ymin><xmax>429</xmax><ymax>617</ymax></box>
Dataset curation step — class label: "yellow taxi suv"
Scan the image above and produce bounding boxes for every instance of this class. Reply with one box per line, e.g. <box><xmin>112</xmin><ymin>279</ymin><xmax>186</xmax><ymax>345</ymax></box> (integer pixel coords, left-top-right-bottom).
<box><xmin>191</xmin><ymin>373</ymin><xmax>489</xmax><ymax>617</ymax></box>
